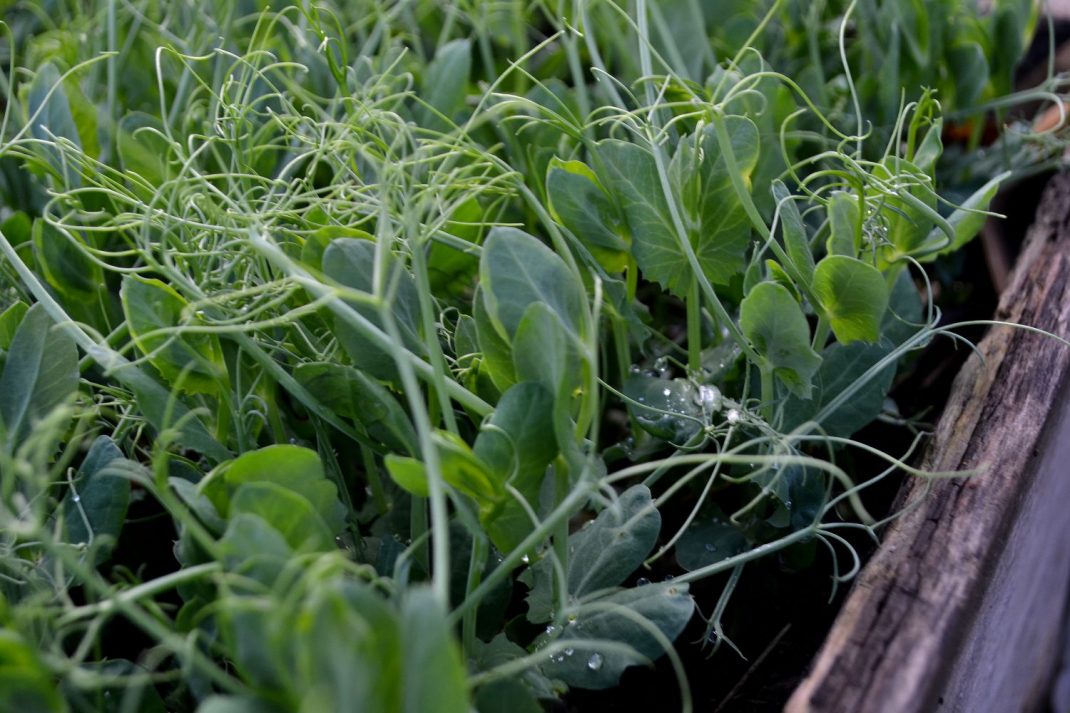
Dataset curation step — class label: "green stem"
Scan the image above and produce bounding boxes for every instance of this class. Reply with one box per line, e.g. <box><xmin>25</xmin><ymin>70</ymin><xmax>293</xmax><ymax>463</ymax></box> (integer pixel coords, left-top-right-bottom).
<box><xmin>462</xmin><ymin>535</ymin><xmax>488</xmax><ymax>654</ymax></box>
<box><xmin>626</xmin><ymin>253</ymin><xmax>639</xmax><ymax>303</ymax></box>
<box><xmin>58</xmin><ymin>563</ymin><xmax>221</xmax><ymax>625</ymax></box>
<box><xmin>552</xmin><ymin>459</ymin><xmax>570</xmax><ymax>615</ymax></box>
<box><xmin>360</xmin><ymin>444</ymin><xmax>388</xmax><ymax>516</ymax></box>
<box><xmin>410</xmin><ymin>495</ymin><xmax>429</xmax><ymax>576</ymax></box>
<box><xmin>760</xmin><ymin>365</ymin><xmax>775</xmax><ymax>423</ymax></box>
<box><xmin>811</xmin><ymin>316</ymin><xmax>831</xmax><ymax>353</ymax></box>
<box><xmin>687</xmin><ymin>277</ymin><xmax>702</xmax><ymax>373</ymax></box>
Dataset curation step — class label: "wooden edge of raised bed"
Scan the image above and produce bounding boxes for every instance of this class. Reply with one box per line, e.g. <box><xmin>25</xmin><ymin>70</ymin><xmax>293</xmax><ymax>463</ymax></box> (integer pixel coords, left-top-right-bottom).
<box><xmin>786</xmin><ymin>171</ymin><xmax>1070</xmax><ymax>713</ymax></box>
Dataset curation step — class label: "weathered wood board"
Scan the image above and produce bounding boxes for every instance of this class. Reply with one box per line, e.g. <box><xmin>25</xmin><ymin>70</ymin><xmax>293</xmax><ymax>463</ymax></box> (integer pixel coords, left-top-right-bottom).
<box><xmin>786</xmin><ymin>172</ymin><xmax>1070</xmax><ymax>713</ymax></box>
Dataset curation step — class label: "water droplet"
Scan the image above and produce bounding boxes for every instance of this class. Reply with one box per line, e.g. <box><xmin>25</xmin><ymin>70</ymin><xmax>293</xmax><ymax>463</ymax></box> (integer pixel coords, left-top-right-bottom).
<box><xmin>545</xmin><ymin>624</ymin><xmax>557</xmax><ymax>636</ymax></box>
<box><xmin>636</xmin><ymin>577</ymin><xmax>650</xmax><ymax>586</ymax></box>
<box><xmin>564</xmin><ymin>647</ymin><xmax>575</xmax><ymax>657</ymax></box>
<box><xmin>664</xmin><ymin>574</ymin><xmax>675</xmax><ymax>581</ymax></box>
<box><xmin>72</xmin><ymin>494</ymin><xmax>81</xmax><ymax>503</ymax></box>
<box><xmin>587</xmin><ymin>653</ymin><xmax>604</xmax><ymax>671</ymax></box>
<box><xmin>726</xmin><ymin>409</ymin><xmax>741</xmax><ymax>424</ymax></box>
<box><xmin>699</xmin><ymin>385</ymin><xmax>722</xmax><ymax>413</ymax></box>
<box><xmin>629</xmin><ymin>364</ymin><xmax>641</xmax><ymax>374</ymax></box>
<box><xmin>704</xmin><ymin>543</ymin><xmax>717</xmax><ymax>553</ymax></box>
<box><xmin>662</xmin><ymin>388</ymin><xmax>672</xmax><ymax>397</ymax></box>
<box><xmin>784</xmin><ymin>499</ymin><xmax>793</xmax><ymax>508</ymax></box>
<box><xmin>521</xmin><ymin>554</ymin><xmax>530</xmax><ymax>564</ymax></box>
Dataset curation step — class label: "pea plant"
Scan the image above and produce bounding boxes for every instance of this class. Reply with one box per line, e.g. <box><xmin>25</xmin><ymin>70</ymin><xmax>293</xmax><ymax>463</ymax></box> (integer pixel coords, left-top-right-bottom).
<box><xmin>0</xmin><ymin>1</ymin><xmax>1055</xmax><ymax>711</ymax></box>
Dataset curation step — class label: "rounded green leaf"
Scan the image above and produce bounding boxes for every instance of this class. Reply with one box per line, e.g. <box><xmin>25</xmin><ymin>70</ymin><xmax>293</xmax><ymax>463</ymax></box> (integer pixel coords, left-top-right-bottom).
<box><xmin>813</xmin><ymin>256</ymin><xmax>889</xmax><ymax>344</ymax></box>
<box><xmin>479</xmin><ymin>227</ymin><xmax>587</xmax><ymax>341</ymax></box>
<box><xmin>546</xmin><ymin>157</ymin><xmax>629</xmax><ymax>273</ymax></box>
<box><xmin>121</xmin><ymin>276</ymin><xmax>226</xmax><ymax>395</ymax></box>
<box><xmin>220</xmin><ymin>445</ymin><xmax>345</xmax><ymax>533</ymax></box>
<box><xmin>739</xmin><ymin>282</ymin><xmax>822</xmax><ymax>399</ymax></box>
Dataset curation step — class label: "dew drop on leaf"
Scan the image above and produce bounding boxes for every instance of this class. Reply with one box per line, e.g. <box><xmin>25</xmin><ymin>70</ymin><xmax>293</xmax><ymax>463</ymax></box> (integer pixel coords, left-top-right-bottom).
<box><xmin>587</xmin><ymin>653</ymin><xmax>604</xmax><ymax>671</ymax></box>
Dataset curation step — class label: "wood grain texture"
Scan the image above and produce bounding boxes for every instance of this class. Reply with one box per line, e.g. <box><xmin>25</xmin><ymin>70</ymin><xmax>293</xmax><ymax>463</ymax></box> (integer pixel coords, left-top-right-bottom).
<box><xmin>786</xmin><ymin>172</ymin><xmax>1070</xmax><ymax>713</ymax></box>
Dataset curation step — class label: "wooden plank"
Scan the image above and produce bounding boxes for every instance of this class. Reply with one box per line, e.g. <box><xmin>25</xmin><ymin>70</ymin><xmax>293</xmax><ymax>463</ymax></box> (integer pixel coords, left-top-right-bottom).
<box><xmin>786</xmin><ymin>171</ymin><xmax>1070</xmax><ymax>713</ymax></box>
<box><xmin>938</xmin><ymin>378</ymin><xmax>1070</xmax><ymax>711</ymax></box>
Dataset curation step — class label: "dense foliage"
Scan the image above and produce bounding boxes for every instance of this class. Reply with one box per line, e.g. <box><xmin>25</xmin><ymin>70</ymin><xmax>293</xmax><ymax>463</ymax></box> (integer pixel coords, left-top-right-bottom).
<box><xmin>0</xmin><ymin>1</ymin><xmax>1053</xmax><ymax>711</ymax></box>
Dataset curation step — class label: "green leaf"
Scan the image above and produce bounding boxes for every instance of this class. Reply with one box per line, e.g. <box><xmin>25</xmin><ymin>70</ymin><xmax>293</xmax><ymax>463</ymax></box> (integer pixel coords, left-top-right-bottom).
<box><xmin>386</xmin><ymin>432</ymin><xmax>500</xmax><ymax>508</ymax></box>
<box><xmin>948</xmin><ymin>41</ymin><xmax>989</xmax><ymax>107</ymax></box>
<box><xmin>121</xmin><ymin>276</ymin><xmax>226</xmax><ymax>395</ymax></box>
<box><xmin>540</xmin><ymin>582</ymin><xmax>694</xmax><ymax>690</ymax></box>
<box><xmin>474</xmin><ymin>381</ymin><xmax>557</xmax><ymax>552</ymax></box>
<box><xmin>783</xmin><ymin>340</ymin><xmax>895</xmax><ymax>438</ymax></box>
<box><xmin>473</xmin><ymin>286</ymin><xmax>517</xmax><ymax>392</ymax></box>
<box><xmin>218</xmin><ymin>513</ymin><xmax>294</xmax><ymax>585</ymax></box>
<box><xmin>301</xmin><ymin>226</ymin><xmax>373</xmax><ymax>272</ymax></box>
<box><xmin>219</xmin><ymin>445</ymin><xmax>345</xmax><ymax>533</ymax></box>
<box><xmin>0</xmin><ymin>631</ymin><xmax>67</xmax><ymax>713</ymax></box>
<box><xmin>813</xmin><ymin>256</ymin><xmax>889</xmax><ymax>344</ymax></box>
<box><xmin>826</xmin><ymin>192</ymin><xmax>860</xmax><ymax>257</ymax></box>
<box><xmin>568</xmin><ymin>484</ymin><xmax>660</xmax><ymax>597</ymax></box>
<box><xmin>622</xmin><ymin>375</ymin><xmax>705</xmax><ymax>444</ymax></box>
<box><xmin>479</xmin><ymin>227</ymin><xmax>587</xmax><ymax>340</ymax></box>
<box><xmin>229</xmin><ymin>481</ymin><xmax>335</xmax><ymax>553</ymax></box>
<box><xmin>874</xmin><ymin>158</ymin><xmax>938</xmax><ymax>265</ymax></box>
<box><xmin>62</xmin><ymin>436</ymin><xmax>132</xmax><ymax>565</ymax></box>
<box><xmin>474</xmin><ymin>679</ymin><xmax>542</xmax><ymax>713</ymax></box>
<box><xmin>471</xmin><ymin>635</ymin><xmax>558</xmax><ymax>700</ymax></box>
<box><xmin>671</xmin><ymin>117</ymin><xmax>759</xmax><ymax>285</ymax></box>
<box><xmin>675</xmin><ymin>517</ymin><xmax>748</xmax><ymax>571</ymax></box>
<box><xmin>417</xmin><ymin>39</ymin><xmax>471</xmax><ymax>130</ymax></box>
<box><xmin>772</xmin><ymin>180</ymin><xmax>815</xmax><ymax>285</ymax></box>
<box><xmin>115</xmin><ymin>363</ymin><xmax>230</xmax><ymax>462</ymax></box>
<box><xmin>918</xmin><ymin>172</ymin><xmax>1007</xmax><ymax>263</ymax></box>
<box><xmin>33</xmin><ymin>218</ymin><xmax>102</xmax><ymax>300</ymax></box>
<box><xmin>0</xmin><ymin>303</ymin><xmax>78</xmax><ymax>447</ymax></box>
<box><xmin>26</xmin><ymin>62</ymin><xmax>82</xmax><ymax>185</ymax></box>
<box><xmin>400</xmin><ymin>588</ymin><xmax>470</xmax><ymax>713</ymax></box>
<box><xmin>0</xmin><ymin>301</ymin><xmax>28</xmax><ymax>350</ymax></box>
<box><xmin>384</xmin><ymin>455</ymin><xmax>431</xmax><ymax>497</ymax></box>
<box><xmin>323</xmin><ymin>238</ymin><xmax>424</xmax><ymax>382</ymax></box>
<box><xmin>294</xmin><ymin>362</ymin><xmax>417</xmax><ymax>454</ymax></box>
<box><xmin>117</xmin><ymin>112</ymin><xmax>174</xmax><ymax>191</ymax></box>
<box><xmin>599</xmin><ymin>118</ymin><xmax>759</xmax><ymax>296</ymax></box>
<box><xmin>511</xmin><ymin>302</ymin><xmax>583</xmax><ymax>466</ymax></box>
<box><xmin>546</xmin><ymin>157</ymin><xmax>629</xmax><ymax>273</ymax></box>
<box><xmin>596</xmin><ymin>140</ymin><xmax>681</xmax><ymax>292</ymax></box>
<box><xmin>739</xmin><ymin>282</ymin><xmax>821</xmax><ymax>398</ymax></box>
<box><xmin>913</xmin><ymin>119</ymin><xmax>944</xmax><ymax>175</ymax></box>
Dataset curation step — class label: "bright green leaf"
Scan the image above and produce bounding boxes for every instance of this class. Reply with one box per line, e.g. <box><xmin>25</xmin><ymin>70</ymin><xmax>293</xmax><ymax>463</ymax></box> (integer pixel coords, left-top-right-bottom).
<box><xmin>739</xmin><ymin>282</ymin><xmax>821</xmax><ymax>398</ymax></box>
<box><xmin>121</xmin><ymin>276</ymin><xmax>226</xmax><ymax>395</ymax></box>
<box><xmin>229</xmin><ymin>481</ymin><xmax>335</xmax><ymax>553</ymax></box>
<box><xmin>813</xmin><ymin>255</ymin><xmax>889</xmax><ymax>344</ymax></box>
<box><xmin>546</xmin><ymin>157</ymin><xmax>629</xmax><ymax>273</ymax></box>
